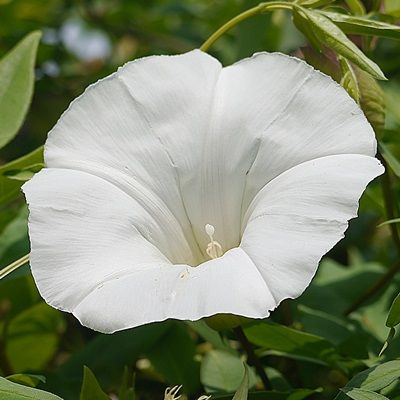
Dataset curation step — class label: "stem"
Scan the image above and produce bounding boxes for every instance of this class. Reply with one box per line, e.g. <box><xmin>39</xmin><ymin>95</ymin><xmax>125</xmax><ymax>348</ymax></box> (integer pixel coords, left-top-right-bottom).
<box><xmin>233</xmin><ymin>326</ymin><xmax>271</xmax><ymax>390</ymax></box>
<box><xmin>344</xmin><ymin>153</ymin><xmax>400</xmax><ymax>315</ymax></box>
<box><xmin>0</xmin><ymin>254</ymin><xmax>30</xmax><ymax>280</ymax></box>
<box><xmin>200</xmin><ymin>2</ymin><xmax>292</xmax><ymax>52</ymax></box>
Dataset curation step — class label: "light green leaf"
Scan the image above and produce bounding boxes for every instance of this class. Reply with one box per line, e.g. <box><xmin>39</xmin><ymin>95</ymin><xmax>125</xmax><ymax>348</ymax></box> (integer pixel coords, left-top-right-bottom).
<box><xmin>354</xmin><ymin>66</ymin><xmax>385</xmax><ymax>136</ymax></box>
<box><xmin>200</xmin><ymin>350</ymin><xmax>256</xmax><ymax>393</ymax></box>
<box><xmin>321</xmin><ymin>11</ymin><xmax>400</xmax><ymax>39</ymax></box>
<box><xmin>0</xmin><ymin>31</ymin><xmax>41</xmax><ymax>149</ymax></box>
<box><xmin>0</xmin><ymin>146</ymin><xmax>43</xmax><ymax>205</ymax></box>
<box><xmin>378</xmin><ymin>218</ymin><xmax>400</xmax><ymax>227</ymax></box>
<box><xmin>80</xmin><ymin>366</ymin><xmax>110</xmax><ymax>400</ymax></box>
<box><xmin>293</xmin><ymin>6</ymin><xmax>386</xmax><ymax>80</ymax></box>
<box><xmin>244</xmin><ymin>321</ymin><xmax>340</xmax><ymax>367</ymax></box>
<box><xmin>380</xmin><ymin>142</ymin><xmax>400</xmax><ymax>177</ymax></box>
<box><xmin>4</xmin><ymin>162</ymin><xmax>44</xmax><ymax>181</ymax></box>
<box><xmin>342</xmin><ymin>388</ymin><xmax>389</xmax><ymax>400</ymax></box>
<box><xmin>6</xmin><ymin>374</ymin><xmax>46</xmax><ymax>388</ymax></box>
<box><xmin>292</xmin><ymin>6</ymin><xmax>324</xmax><ymax>51</ymax></box>
<box><xmin>0</xmin><ymin>376</ymin><xmax>61</xmax><ymax>400</ymax></box>
<box><xmin>232</xmin><ymin>365</ymin><xmax>249</xmax><ymax>400</ymax></box>
<box><xmin>344</xmin><ymin>0</ymin><xmax>366</xmax><ymax>15</ymax></box>
<box><xmin>213</xmin><ymin>388</ymin><xmax>317</xmax><ymax>400</ymax></box>
<box><xmin>5</xmin><ymin>302</ymin><xmax>66</xmax><ymax>372</ymax></box>
<box><xmin>339</xmin><ymin>56</ymin><xmax>360</xmax><ymax>103</ymax></box>
<box><xmin>386</xmin><ymin>292</ymin><xmax>400</xmax><ymax>327</ymax></box>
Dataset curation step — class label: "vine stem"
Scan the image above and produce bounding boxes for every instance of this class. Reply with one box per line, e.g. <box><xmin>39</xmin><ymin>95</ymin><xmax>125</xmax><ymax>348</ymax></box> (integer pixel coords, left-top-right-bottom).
<box><xmin>200</xmin><ymin>2</ymin><xmax>292</xmax><ymax>52</ymax></box>
<box><xmin>233</xmin><ymin>326</ymin><xmax>271</xmax><ymax>390</ymax></box>
<box><xmin>345</xmin><ymin>153</ymin><xmax>400</xmax><ymax>315</ymax></box>
<box><xmin>0</xmin><ymin>253</ymin><xmax>29</xmax><ymax>280</ymax></box>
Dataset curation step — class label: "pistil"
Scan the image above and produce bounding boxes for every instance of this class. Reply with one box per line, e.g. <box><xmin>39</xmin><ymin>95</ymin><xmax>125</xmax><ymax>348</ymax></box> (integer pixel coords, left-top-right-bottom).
<box><xmin>205</xmin><ymin>224</ymin><xmax>223</xmax><ymax>259</ymax></box>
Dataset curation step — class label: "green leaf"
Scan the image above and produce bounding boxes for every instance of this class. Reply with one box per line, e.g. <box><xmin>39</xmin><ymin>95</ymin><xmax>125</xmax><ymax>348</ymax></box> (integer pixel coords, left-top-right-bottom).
<box><xmin>320</xmin><ymin>11</ymin><xmax>400</xmax><ymax>39</ymax></box>
<box><xmin>244</xmin><ymin>321</ymin><xmax>340</xmax><ymax>367</ymax></box>
<box><xmin>5</xmin><ymin>302</ymin><xmax>66</xmax><ymax>372</ymax></box>
<box><xmin>0</xmin><ymin>376</ymin><xmax>61</xmax><ymax>399</ymax></box>
<box><xmin>0</xmin><ymin>146</ymin><xmax>43</xmax><ymax>205</ymax></box>
<box><xmin>342</xmin><ymin>388</ymin><xmax>389</xmax><ymax>400</ymax></box>
<box><xmin>6</xmin><ymin>374</ymin><xmax>46</xmax><ymax>388</ymax></box>
<box><xmin>293</xmin><ymin>6</ymin><xmax>386</xmax><ymax>80</ymax></box>
<box><xmin>380</xmin><ymin>142</ymin><xmax>400</xmax><ymax>177</ymax></box>
<box><xmin>378</xmin><ymin>218</ymin><xmax>400</xmax><ymax>227</ymax></box>
<box><xmin>213</xmin><ymin>388</ymin><xmax>317</xmax><ymax>400</ymax></box>
<box><xmin>354</xmin><ymin>67</ymin><xmax>385</xmax><ymax>136</ymax></box>
<box><xmin>386</xmin><ymin>292</ymin><xmax>400</xmax><ymax>327</ymax></box>
<box><xmin>4</xmin><ymin>163</ymin><xmax>44</xmax><ymax>181</ymax></box>
<box><xmin>0</xmin><ymin>31</ymin><xmax>41</xmax><ymax>149</ymax></box>
<box><xmin>147</xmin><ymin>322</ymin><xmax>200</xmax><ymax>394</ymax></box>
<box><xmin>80</xmin><ymin>366</ymin><xmax>110</xmax><ymax>400</ymax></box>
<box><xmin>344</xmin><ymin>0</ymin><xmax>366</xmax><ymax>15</ymax></box>
<box><xmin>339</xmin><ymin>56</ymin><xmax>360</xmax><ymax>103</ymax></box>
<box><xmin>292</xmin><ymin>7</ymin><xmax>324</xmax><ymax>52</ymax></box>
<box><xmin>118</xmin><ymin>367</ymin><xmax>135</xmax><ymax>400</ymax></box>
<box><xmin>200</xmin><ymin>350</ymin><xmax>256</xmax><ymax>393</ymax></box>
<box><xmin>232</xmin><ymin>364</ymin><xmax>249</xmax><ymax>400</ymax></box>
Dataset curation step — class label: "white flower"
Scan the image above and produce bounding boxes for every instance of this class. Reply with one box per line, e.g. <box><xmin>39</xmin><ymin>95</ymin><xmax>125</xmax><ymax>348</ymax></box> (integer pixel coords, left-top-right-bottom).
<box><xmin>22</xmin><ymin>50</ymin><xmax>383</xmax><ymax>333</ymax></box>
<box><xmin>164</xmin><ymin>385</ymin><xmax>211</xmax><ymax>400</ymax></box>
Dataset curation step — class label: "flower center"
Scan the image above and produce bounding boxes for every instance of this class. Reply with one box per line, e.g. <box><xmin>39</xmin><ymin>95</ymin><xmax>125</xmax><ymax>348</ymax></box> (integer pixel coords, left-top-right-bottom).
<box><xmin>205</xmin><ymin>224</ymin><xmax>223</xmax><ymax>259</ymax></box>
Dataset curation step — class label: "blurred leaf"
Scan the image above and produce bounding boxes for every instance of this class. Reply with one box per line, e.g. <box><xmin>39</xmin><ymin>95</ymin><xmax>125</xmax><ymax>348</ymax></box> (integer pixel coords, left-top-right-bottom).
<box><xmin>321</xmin><ymin>12</ymin><xmax>400</xmax><ymax>39</ymax></box>
<box><xmin>0</xmin><ymin>376</ymin><xmax>61</xmax><ymax>399</ymax></box>
<box><xmin>200</xmin><ymin>350</ymin><xmax>256</xmax><ymax>393</ymax></box>
<box><xmin>344</xmin><ymin>0</ymin><xmax>366</xmax><ymax>15</ymax></box>
<box><xmin>147</xmin><ymin>322</ymin><xmax>200</xmax><ymax>394</ymax></box>
<box><xmin>293</xmin><ymin>6</ymin><xmax>386</xmax><ymax>80</ymax></box>
<box><xmin>232</xmin><ymin>364</ymin><xmax>249</xmax><ymax>400</ymax></box>
<box><xmin>354</xmin><ymin>67</ymin><xmax>385</xmax><ymax>136</ymax></box>
<box><xmin>118</xmin><ymin>367</ymin><xmax>135</xmax><ymax>400</ymax></box>
<box><xmin>48</xmin><ymin>322</ymin><xmax>172</xmax><ymax>399</ymax></box>
<box><xmin>244</xmin><ymin>321</ymin><xmax>340</xmax><ymax>367</ymax></box>
<box><xmin>0</xmin><ymin>31</ymin><xmax>41</xmax><ymax>149</ymax></box>
<box><xmin>301</xmin><ymin>46</ymin><xmax>341</xmax><ymax>82</ymax></box>
<box><xmin>378</xmin><ymin>218</ymin><xmax>400</xmax><ymax>227</ymax></box>
<box><xmin>339</xmin><ymin>56</ymin><xmax>360</xmax><ymax>103</ymax></box>
<box><xmin>0</xmin><ymin>146</ymin><xmax>43</xmax><ymax>205</ymax></box>
<box><xmin>214</xmin><ymin>388</ymin><xmax>317</xmax><ymax>399</ymax></box>
<box><xmin>4</xmin><ymin>163</ymin><xmax>44</xmax><ymax>181</ymax></box>
<box><xmin>386</xmin><ymin>292</ymin><xmax>400</xmax><ymax>327</ymax></box>
<box><xmin>6</xmin><ymin>373</ymin><xmax>45</xmax><ymax>388</ymax></box>
<box><xmin>5</xmin><ymin>302</ymin><xmax>65</xmax><ymax>372</ymax></box>
<box><xmin>80</xmin><ymin>366</ymin><xmax>110</xmax><ymax>400</ymax></box>
<box><xmin>342</xmin><ymin>388</ymin><xmax>389</xmax><ymax>400</ymax></box>
<box><xmin>380</xmin><ymin>142</ymin><xmax>400</xmax><ymax>178</ymax></box>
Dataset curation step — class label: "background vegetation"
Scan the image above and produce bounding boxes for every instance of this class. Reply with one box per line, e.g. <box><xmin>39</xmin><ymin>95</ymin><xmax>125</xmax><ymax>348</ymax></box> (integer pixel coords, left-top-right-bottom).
<box><xmin>1</xmin><ymin>0</ymin><xmax>400</xmax><ymax>399</ymax></box>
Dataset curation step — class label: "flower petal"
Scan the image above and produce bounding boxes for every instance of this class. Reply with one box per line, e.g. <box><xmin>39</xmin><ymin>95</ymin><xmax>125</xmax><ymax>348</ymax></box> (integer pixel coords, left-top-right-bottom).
<box><xmin>23</xmin><ymin>168</ymin><xmax>275</xmax><ymax>332</ymax></box>
<box><xmin>45</xmin><ymin>49</ymin><xmax>222</xmax><ymax>263</ymax></box>
<box><xmin>74</xmin><ymin>247</ymin><xmax>275</xmax><ymax>333</ymax></box>
<box><xmin>240</xmin><ymin>154</ymin><xmax>383</xmax><ymax>303</ymax></box>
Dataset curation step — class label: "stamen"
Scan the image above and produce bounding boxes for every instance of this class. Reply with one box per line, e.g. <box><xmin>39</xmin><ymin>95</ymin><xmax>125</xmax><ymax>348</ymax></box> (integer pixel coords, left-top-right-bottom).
<box><xmin>205</xmin><ymin>224</ymin><xmax>223</xmax><ymax>259</ymax></box>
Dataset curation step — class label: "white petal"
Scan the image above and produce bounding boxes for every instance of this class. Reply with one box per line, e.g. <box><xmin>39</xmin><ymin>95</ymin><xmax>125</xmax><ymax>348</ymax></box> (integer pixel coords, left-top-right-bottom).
<box><xmin>45</xmin><ymin>49</ymin><xmax>222</xmax><ymax>264</ymax></box>
<box><xmin>240</xmin><ymin>154</ymin><xmax>383</xmax><ymax>303</ymax></box>
<box><xmin>74</xmin><ymin>247</ymin><xmax>275</xmax><ymax>333</ymax></box>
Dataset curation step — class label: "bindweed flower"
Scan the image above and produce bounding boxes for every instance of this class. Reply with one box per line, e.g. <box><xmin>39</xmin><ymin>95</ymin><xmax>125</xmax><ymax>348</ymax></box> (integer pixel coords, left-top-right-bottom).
<box><xmin>23</xmin><ymin>50</ymin><xmax>383</xmax><ymax>333</ymax></box>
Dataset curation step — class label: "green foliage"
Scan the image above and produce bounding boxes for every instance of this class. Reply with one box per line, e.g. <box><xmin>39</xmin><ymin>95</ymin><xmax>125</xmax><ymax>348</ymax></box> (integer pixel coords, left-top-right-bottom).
<box><xmin>0</xmin><ymin>376</ymin><xmax>61</xmax><ymax>399</ymax></box>
<box><xmin>232</xmin><ymin>365</ymin><xmax>249</xmax><ymax>400</ymax></box>
<box><xmin>80</xmin><ymin>366</ymin><xmax>110</xmax><ymax>400</ymax></box>
<box><xmin>0</xmin><ymin>31</ymin><xmax>41</xmax><ymax>149</ymax></box>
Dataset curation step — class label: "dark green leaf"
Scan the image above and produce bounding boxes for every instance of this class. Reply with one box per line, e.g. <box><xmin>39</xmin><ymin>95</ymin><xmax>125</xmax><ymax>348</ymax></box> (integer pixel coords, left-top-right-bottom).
<box><xmin>0</xmin><ymin>31</ymin><xmax>41</xmax><ymax>149</ymax></box>
<box><xmin>214</xmin><ymin>388</ymin><xmax>317</xmax><ymax>400</ymax></box>
<box><xmin>321</xmin><ymin>11</ymin><xmax>400</xmax><ymax>39</ymax></box>
<box><xmin>293</xmin><ymin>6</ymin><xmax>386</xmax><ymax>80</ymax></box>
<box><xmin>147</xmin><ymin>322</ymin><xmax>200</xmax><ymax>394</ymax></box>
<box><xmin>4</xmin><ymin>163</ymin><xmax>44</xmax><ymax>181</ymax></box>
<box><xmin>118</xmin><ymin>367</ymin><xmax>135</xmax><ymax>400</ymax></box>
<box><xmin>386</xmin><ymin>292</ymin><xmax>400</xmax><ymax>327</ymax></box>
<box><xmin>344</xmin><ymin>0</ymin><xmax>366</xmax><ymax>15</ymax></box>
<box><xmin>380</xmin><ymin>142</ymin><xmax>400</xmax><ymax>177</ymax></box>
<box><xmin>80</xmin><ymin>366</ymin><xmax>110</xmax><ymax>400</ymax></box>
<box><xmin>0</xmin><ymin>376</ymin><xmax>61</xmax><ymax>399</ymax></box>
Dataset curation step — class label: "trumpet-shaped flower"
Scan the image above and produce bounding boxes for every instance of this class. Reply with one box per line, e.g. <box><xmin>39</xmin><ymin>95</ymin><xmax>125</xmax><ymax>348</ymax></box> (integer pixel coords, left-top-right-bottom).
<box><xmin>23</xmin><ymin>50</ymin><xmax>383</xmax><ymax>333</ymax></box>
